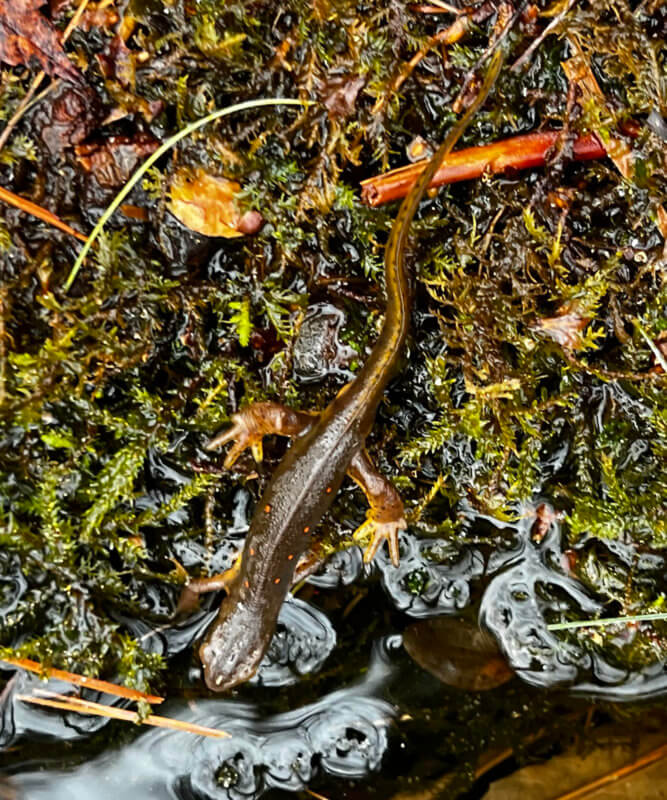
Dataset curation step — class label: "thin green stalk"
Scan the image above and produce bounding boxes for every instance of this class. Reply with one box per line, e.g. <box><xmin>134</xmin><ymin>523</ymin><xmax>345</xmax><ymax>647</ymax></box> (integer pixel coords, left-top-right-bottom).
<box><xmin>548</xmin><ymin>612</ymin><xmax>667</xmax><ymax>631</ymax></box>
<box><xmin>64</xmin><ymin>97</ymin><xmax>309</xmax><ymax>292</ymax></box>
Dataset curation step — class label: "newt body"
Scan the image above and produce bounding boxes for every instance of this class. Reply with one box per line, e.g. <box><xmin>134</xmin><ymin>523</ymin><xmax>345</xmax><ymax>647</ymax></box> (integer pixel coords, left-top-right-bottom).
<box><xmin>199</xmin><ymin>396</ymin><xmax>398</xmax><ymax>690</ymax></box>
<box><xmin>198</xmin><ymin>55</ymin><xmax>502</xmax><ymax>692</ymax></box>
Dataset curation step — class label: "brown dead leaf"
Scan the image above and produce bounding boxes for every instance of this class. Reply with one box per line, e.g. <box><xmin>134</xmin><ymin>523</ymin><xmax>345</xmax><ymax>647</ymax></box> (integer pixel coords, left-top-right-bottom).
<box><xmin>76</xmin><ymin>133</ymin><xmax>159</xmax><ymax>188</ymax></box>
<box><xmin>529</xmin><ymin>502</ymin><xmax>562</xmax><ymax>543</ymax></box>
<box><xmin>323</xmin><ymin>74</ymin><xmax>365</xmax><ymax>120</ymax></box>
<box><xmin>563</xmin><ymin>44</ymin><xmax>667</xmax><ymax>241</ymax></box>
<box><xmin>168</xmin><ymin>168</ymin><xmax>263</xmax><ymax>238</ymax></box>
<box><xmin>97</xmin><ymin>34</ymin><xmax>135</xmax><ymax>90</ymax></box>
<box><xmin>535</xmin><ymin>311</ymin><xmax>591</xmax><ymax>351</ymax></box>
<box><xmin>32</xmin><ymin>81</ymin><xmax>100</xmax><ymax>154</ymax></box>
<box><xmin>403</xmin><ymin>617</ymin><xmax>514</xmax><ymax>691</ymax></box>
<box><xmin>0</xmin><ymin>0</ymin><xmax>83</xmax><ymax>83</ymax></box>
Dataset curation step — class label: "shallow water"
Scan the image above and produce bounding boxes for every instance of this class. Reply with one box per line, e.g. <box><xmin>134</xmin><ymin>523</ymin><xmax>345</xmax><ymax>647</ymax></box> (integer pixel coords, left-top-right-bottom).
<box><xmin>2</xmin><ymin>502</ymin><xmax>666</xmax><ymax>799</ymax></box>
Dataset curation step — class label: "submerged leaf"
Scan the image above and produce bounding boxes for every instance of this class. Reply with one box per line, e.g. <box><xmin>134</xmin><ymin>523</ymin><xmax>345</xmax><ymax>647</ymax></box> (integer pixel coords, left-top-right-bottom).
<box><xmin>403</xmin><ymin>617</ymin><xmax>514</xmax><ymax>691</ymax></box>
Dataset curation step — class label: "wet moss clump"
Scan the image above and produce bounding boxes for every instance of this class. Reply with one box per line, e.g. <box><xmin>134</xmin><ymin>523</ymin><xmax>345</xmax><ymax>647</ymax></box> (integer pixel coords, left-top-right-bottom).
<box><xmin>0</xmin><ymin>0</ymin><xmax>665</xmax><ymax>698</ymax></box>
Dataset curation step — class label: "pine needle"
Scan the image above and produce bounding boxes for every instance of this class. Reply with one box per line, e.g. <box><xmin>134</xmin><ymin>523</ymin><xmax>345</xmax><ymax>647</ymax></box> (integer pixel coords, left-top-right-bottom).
<box><xmin>1</xmin><ymin>656</ymin><xmax>163</xmax><ymax>704</ymax></box>
<box><xmin>555</xmin><ymin>741</ymin><xmax>667</xmax><ymax>800</ymax></box>
<box><xmin>548</xmin><ymin>612</ymin><xmax>667</xmax><ymax>631</ymax></box>
<box><xmin>0</xmin><ymin>186</ymin><xmax>88</xmax><ymax>242</ymax></box>
<box><xmin>17</xmin><ymin>691</ymin><xmax>230</xmax><ymax>739</ymax></box>
<box><xmin>305</xmin><ymin>790</ymin><xmax>332</xmax><ymax>800</ymax></box>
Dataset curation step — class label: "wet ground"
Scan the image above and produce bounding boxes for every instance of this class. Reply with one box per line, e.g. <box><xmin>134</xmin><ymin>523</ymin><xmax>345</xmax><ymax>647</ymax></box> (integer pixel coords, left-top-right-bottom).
<box><xmin>1</xmin><ymin>0</ymin><xmax>666</xmax><ymax>797</ymax></box>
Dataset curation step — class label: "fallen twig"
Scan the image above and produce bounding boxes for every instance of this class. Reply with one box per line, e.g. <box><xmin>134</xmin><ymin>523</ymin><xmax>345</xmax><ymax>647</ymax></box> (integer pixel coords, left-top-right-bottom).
<box><xmin>1</xmin><ymin>656</ymin><xmax>164</xmax><ymax>704</ymax></box>
<box><xmin>0</xmin><ymin>185</ymin><xmax>89</xmax><ymax>241</ymax></box>
<box><xmin>17</xmin><ymin>691</ymin><xmax>230</xmax><ymax>739</ymax></box>
<box><xmin>360</xmin><ymin>129</ymin><xmax>606</xmax><ymax>206</ymax></box>
<box><xmin>555</xmin><ymin>741</ymin><xmax>667</xmax><ymax>800</ymax></box>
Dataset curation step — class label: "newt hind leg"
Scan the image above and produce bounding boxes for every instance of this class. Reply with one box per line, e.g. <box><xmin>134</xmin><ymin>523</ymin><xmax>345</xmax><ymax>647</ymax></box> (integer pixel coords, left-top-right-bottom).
<box><xmin>206</xmin><ymin>402</ymin><xmax>316</xmax><ymax>468</ymax></box>
<box><xmin>174</xmin><ymin>554</ymin><xmax>243</xmax><ymax>616</ymax></box>
<box><xmin>348</xmin><ymin>449</ymin><xmax>406</xmax><ymax>568</ymax></box>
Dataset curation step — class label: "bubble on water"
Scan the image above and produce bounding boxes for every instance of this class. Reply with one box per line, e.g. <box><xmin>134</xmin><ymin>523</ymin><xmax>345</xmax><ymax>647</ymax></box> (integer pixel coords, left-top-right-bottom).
<box><xmin>375</xmin><ymin>532</ymin><xmax>484</xmax><ymax>618</ymax></box>
<box><xmin>480</xmin><ymin>502</ymin><xmax>601</xmax><ymax>688</ymax></box>
<box><xmin>308</xmin><ymin>532</ymin><xmax>483</xmax><ymax>618</ymax></box>
<box><xmin>307</xmin><ymin>546</ymin><xmax>364</xmax><ymax>588</ymax></box>
<box><xmin>186</xmin><ymin>738</ymin><xmax>264</xmax><ymax>800</ymax></box>
<box><xmin>8</xmin><ymin>639</ymin><xmax>397</xmax><ymax>800</ymax></box>
<box><xmin>304</xmin><ymin>696</ymin><xmax>391</xmax><ymax>778</ymax></box>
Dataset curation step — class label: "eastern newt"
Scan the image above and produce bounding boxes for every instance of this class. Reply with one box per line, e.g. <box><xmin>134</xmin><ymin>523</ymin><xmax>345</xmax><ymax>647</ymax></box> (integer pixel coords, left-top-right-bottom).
<box><xmin>194</xmin><ymin>53</ymin><xmax>503</xmax><ymax>691</ymax></box>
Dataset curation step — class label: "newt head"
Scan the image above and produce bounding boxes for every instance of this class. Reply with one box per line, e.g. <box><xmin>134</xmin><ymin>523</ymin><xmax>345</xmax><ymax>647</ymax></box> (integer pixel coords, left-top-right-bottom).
<box><xmin>198</xmin><ymin>598</ymin><xmax>268</xmax><ymax>692</ymax></box>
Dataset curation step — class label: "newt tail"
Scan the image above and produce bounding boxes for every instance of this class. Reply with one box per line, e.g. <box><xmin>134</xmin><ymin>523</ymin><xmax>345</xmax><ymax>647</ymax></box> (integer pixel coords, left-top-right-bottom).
<box><xmin>195</xmin><ymin>52</ymin><xmax>504</xmax><ymax>691</ymax></box>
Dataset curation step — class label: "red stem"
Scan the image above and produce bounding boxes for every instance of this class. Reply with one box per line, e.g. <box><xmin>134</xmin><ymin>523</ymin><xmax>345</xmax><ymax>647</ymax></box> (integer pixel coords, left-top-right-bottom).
<box><xmin>361</xmin><ymin>130</ymin><xmax>607</xmax><ymax>207</ymax></box>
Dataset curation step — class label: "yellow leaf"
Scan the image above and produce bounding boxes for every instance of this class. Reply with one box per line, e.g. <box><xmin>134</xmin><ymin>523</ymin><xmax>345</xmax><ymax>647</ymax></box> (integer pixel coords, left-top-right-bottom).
<box><xmin>168</xmin><ymin>168</ymin><xmax>262</xmax><ymax>238</ymax></box>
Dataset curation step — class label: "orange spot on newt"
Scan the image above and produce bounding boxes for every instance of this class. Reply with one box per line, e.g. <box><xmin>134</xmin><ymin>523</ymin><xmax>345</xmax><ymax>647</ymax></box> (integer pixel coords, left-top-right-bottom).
<box><xmin>264</xmin><ymin>504</ymin><xmax>272</xmax><ymax>513</ymax></box>
<box><xmin>287</xmin><ymin>554</ymin><xmax>294</xmax><ymax>560</ymax></box>
<box><xmin>274</xmin><ymin>577</ymin><xmax>281</xmax><ymax>585</ymax></box>
<box><xmin>250</xmin><ymin>547</ymin><xmax>255</xmax><ymax>556</ymax></box>
<box><xmin>326</xmin><ymin>487</ymin><xmax>332</xmax><ymax>493</ymax></box>
<box><xmin>303</xmin><ymin>526</ymin><xmax>310</xmax><ymax>533</ymax></box>
<box><xmin>244</xmin><ymin>580</ymin><xmax>250</xmax><ymax>588</ymax></box>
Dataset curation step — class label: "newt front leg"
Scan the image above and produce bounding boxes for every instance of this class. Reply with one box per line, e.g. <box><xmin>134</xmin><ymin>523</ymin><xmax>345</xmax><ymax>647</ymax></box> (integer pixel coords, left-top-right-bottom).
<box><xmin>208</xmin><ymin>401</ymin><xmax>406</xmax><ymax>566</ymax></box>
<box><xmin>174</xmin><ymin>554</ymin><xmax>242</xmax><ymax>615</ymax></box>
<box><xmin>206</xmin><ymin>401</ymin><xmax>315</xmax><ymax>467</ymax></box>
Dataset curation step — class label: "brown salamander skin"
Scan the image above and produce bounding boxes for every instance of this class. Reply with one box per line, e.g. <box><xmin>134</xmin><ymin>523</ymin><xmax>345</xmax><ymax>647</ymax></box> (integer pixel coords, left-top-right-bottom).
<box><xmin>198</xmin><ymin>54</ymin><xmax>503</xmax><ymax>692</ymax></box>
<box><xmin>199</xmin><ymin>373</ymin><xmax>405</xmax><ymax>690</ymax></box>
